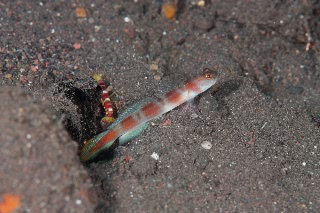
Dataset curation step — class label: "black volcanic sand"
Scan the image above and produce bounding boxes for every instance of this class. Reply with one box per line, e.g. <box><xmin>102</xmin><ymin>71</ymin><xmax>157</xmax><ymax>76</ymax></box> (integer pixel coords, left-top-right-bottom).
<box><xmin>0</xmin><ymin>1</ymin><xmax>320</xmax><ymax>212</ymax></box>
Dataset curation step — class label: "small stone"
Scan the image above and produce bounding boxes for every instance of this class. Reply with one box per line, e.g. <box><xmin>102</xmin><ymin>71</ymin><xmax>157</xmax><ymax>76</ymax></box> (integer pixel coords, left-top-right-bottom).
<box><xmin>190</xmin><ymin>113</ymin><xmax>199</xmax><ymax>119</ymax></box>
<box><xmin>154</xmin><ymin>75</ymin><xmax>162</xmax><ymax>81</ymax></box>
<box><xmin>162</xmin><ymin>3</ymin><xmax>177</xmax><ymax>20</ymax></box>
<box><xmin>161</xmin><ymin>119</ymin><xmax>172</xmax><ymax>127</ymax></box>
<box><xmin>31</xmin><ymin>65</ymin><xmax>38</xmax><ymax>72</ymax></box>
<box><xmin>124</xmin><ymin>17</ymin><xmax>131</xmax><ymax>22</ymax></box>
<box><xmin>75</xmin><ymin>7</ymin><xmax>87</xmax><ymax>18</ymax></box>
<box><xmin>94</xmin><ymin>25</ymin><xmax>102</xmax><ymax>32</ymax></box>
<box><xmin>201</xmin><ymin>141</ymin><xmax>212</xmax><ymax>150</ymax></box>
<box><xmin>5</xmin><ymin>73</ymin><xmax>12</xmax><ymax>79</ymax></box>
<box><xmin>88</xmin><ymin>17</ymin><xmax>94</xmax><ymax>24</ymax></box>
<box><xmin>197</xmin><ymin>0</ymin><xmax>205</xmax><ymax>7</ymax></box>
<box><xmin>75</xmin><ymin>199</ymin><xmax>82</xmax><ymax>205</ymax></box>
<box><xmin>151</xmin><ymin>152</ymin><xmax>159</xmax><ymax>160</ymax></box>
<box><xmin>26</xmin><ymin>134</ymin><xmax>32</xmax><ymax>139</ymax></box>
<box><xmin>73</xmin><ymin>43</ymin><xmax>81</xmax><ymax>49</ymax></box>
<box><xmin>149</xmin><ymin>64</ymin><xmax>159</xmax><ymax>71</ymax></box>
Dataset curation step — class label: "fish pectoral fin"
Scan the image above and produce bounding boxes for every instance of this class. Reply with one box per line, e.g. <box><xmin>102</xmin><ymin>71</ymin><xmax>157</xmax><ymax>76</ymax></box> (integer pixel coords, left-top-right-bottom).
<box><xmin>118</xmin><ymin>122</ymin><xmax>149</xmax><ymax>146</ymax></box>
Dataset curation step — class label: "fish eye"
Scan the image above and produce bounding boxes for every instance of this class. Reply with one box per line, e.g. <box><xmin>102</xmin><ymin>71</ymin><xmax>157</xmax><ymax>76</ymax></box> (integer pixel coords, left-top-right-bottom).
<box><xmin>203</xmin><ymin>68</ymin><xmax>214</xmax><ymax>79</ymax></box>
<box><xmin>203</xmin><ymin>72</ymin><xmax>213</xmax><ymax>79</ymax></box>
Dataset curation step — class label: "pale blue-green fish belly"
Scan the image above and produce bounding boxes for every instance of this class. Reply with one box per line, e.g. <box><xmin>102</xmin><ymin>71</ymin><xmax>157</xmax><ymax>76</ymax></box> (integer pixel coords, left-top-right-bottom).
<box><xmin>118</xmin><ymin>122</ymin><xmax>149</xmax><ymax>145</ymax></box>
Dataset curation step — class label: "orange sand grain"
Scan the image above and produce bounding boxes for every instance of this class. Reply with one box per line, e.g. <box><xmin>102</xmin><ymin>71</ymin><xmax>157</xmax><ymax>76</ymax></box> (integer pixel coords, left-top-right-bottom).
<box><xmin>0</xmin><ymin>194</ymin><xmax>20</xmax><ymax>213</ymax></box>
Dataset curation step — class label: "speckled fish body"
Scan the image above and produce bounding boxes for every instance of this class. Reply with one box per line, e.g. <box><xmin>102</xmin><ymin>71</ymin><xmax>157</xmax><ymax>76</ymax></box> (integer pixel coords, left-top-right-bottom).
<box><xmin>81</xmin><ymin>69</ymin><xmax>219</xmax><ymax>162</ymax></box>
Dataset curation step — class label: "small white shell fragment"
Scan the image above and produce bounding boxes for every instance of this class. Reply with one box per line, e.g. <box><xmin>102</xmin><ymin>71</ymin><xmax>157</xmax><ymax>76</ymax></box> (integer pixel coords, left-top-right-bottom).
<box><xmin>197</xmin><ymin>0</ymin><xmax>205</xmax><ymax>7</ymax></box>
<box><xmin>151</xmin><ymin>152</ymin><xmax>160</xmax><ymax>160</ymax></box>
<box><xmin>190</xmin><ymin>113</ymin><xmax>199</xmax><ymax>119</ymax></box>
<box><xmin>75</xmin><ymin>199</ymin><xmax>82</xmax><ymax>205</ymax></box>
<box><xmin>201</xmin><ymin>141</ymin><xmax>212</xmax><ymax>150</ymax></box>
<box><xmin>124</xmin><ymin>17</ymin><xmax>131</xmax><ymax>22</ymax></box>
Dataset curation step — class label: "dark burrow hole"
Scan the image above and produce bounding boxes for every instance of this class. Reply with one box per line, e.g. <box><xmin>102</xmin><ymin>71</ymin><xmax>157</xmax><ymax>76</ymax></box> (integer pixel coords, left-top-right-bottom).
<box><xmin>53</xmin><ymin>78</ymin><xmax>125</xmax><ymax>163</ymax></box>
<box><xmin>53</xmin><ymin>80</ymin><xmax>103</xmax><ymax>148</ymax></box>
<box><xmin>54</xmin><ymin>80</ymin><xmax>120</xmax><ymax>211</ymax></box>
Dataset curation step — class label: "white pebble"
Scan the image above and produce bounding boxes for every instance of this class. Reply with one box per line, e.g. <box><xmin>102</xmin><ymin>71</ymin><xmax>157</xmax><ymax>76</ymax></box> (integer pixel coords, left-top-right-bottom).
<box><xmin>75</xmin><ymin>199</ymin><xmax>82</xmax><ymax>205</ymax></box>
<box><xmin>190</xmin><ymin>113</ymin><xmax>199</xmax><ymax>119</ymax></box>
<box><xmin>151</xmin><ymin>152</ymin><xmax>159</xmax><ymax>160</ymax></box>
<box><xmin>201</xmin><ymin>141</ymin><xmax>212</xmax><ymax>150</ymax></box>
<box><xmin>197</xmin><ymin>0</ymin><xmax>205</xmax><ymax>7</ymax></box>
<box><xmin>124</xmin><ymin>17</ymin><xmax>131</xmax><ymax>22</ymax></box>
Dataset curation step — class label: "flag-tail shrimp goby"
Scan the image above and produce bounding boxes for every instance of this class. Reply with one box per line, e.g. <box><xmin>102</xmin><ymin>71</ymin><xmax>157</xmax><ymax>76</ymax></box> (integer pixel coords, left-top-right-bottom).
<box><xmin>81</xmin><ymin>68</ymin><xmax>219</xmax><ymax>162</ymax></box>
